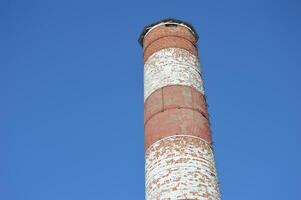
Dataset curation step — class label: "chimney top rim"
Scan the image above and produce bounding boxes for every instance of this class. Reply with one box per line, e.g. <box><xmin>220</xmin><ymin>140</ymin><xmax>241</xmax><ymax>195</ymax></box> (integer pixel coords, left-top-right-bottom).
<box><xmin>138</xmin><ymin>18</ymin><xmax>199</xmax><ymax>47</ymax></box>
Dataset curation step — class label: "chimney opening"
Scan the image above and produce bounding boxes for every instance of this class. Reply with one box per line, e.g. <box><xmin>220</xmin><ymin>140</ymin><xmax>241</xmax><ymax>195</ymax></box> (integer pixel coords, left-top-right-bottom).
<box><xmin>165</xmin><ymin>24</ymin><xmax>178</xmax><ymax>27</ymax></box>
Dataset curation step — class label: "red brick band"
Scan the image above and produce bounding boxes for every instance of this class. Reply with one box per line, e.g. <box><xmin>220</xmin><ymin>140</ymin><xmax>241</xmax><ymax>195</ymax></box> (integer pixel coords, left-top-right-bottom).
<box><xmin>143</xmin><ymin>25</ymin><xmax>196</xmax><ymax>48</ymax></box>
<box><xmin>144</xmin><ymin>85</ymin><xmax>208</xmax><ymax>124</ymax></box>
<box><xmin>143</xmin><ymin>36</ymin><xmax>197</xmax><ymax>62</ymax></box>
<box><xmin>145</xmin><ymin>108</ymin><xmax>211</xmax><ymax>150</ymax></box>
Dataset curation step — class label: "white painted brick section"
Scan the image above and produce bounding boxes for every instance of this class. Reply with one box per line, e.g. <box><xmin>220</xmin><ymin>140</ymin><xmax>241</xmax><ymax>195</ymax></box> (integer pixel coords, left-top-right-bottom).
<box><xmin>145</xmin><ymin>135</ymin><xmax>220</xmax><ymax>200</ymax></box>
<box><xmin>144</xmin><ymin>48</ymin><xmax>204</xmax><ymax>101</ymax></box>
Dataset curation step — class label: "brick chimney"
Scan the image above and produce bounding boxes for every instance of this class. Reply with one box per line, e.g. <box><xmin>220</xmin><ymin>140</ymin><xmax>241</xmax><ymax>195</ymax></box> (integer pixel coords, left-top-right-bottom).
<box><xmin>139</xmin><ymin>18</ymin><xmax>221</xmax><ymax>200</ymax></box>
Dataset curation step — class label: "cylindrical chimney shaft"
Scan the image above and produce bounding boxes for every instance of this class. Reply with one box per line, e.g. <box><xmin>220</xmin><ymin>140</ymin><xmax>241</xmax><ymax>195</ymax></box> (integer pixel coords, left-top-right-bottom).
<box><xmin>139</xmin><ymin>18</ymin><xmax>221</xmax><ymax>200</ymax></box>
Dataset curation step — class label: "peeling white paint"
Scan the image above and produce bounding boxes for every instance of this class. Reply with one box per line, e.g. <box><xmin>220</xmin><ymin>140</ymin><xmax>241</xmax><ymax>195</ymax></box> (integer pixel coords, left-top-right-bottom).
<box><xmin>145</xmin><ymin>135</ymin><xmax>220</xmax><ymax>200</ymax></box>
<box><xmin>144</xmin><ymin>48</ymin><xmax>204</xmax><ymax>101</ymax></box>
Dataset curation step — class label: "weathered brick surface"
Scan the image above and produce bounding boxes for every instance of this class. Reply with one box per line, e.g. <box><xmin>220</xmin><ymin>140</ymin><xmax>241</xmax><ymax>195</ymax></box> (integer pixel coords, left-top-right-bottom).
<box><xmin>144</xmin><ymin>88</ymin><xmax>163</xmax><ymax>123</ymax></box>
<box><xmin>146</xmin><ymin>136</ymin><xmax>220</xmax><ymax>200</ymax></box>
<box><xmin>145</xmin><ymin>108</ymin><xmax>211</xmax><ymax>149</ymax></box>
<box><xmin>140</xmin><ymin>19</ymin><xmax>220</xmax><ymax>200</ymax></box>
<box><xmin>143</xmin><ymin>25</ymin><xmax>196</xmax><ymax>49</ymax></box>
<box><xmin>144</xmin><ymin>85</ymin><xmax>208</xmax><ymax>124</ymax></box>
<box><xmin>144</xmin><ymin>36</ymin><xmax>197</xmax><ymax>62</ymax></box>
<box><xmin>144</xmin><ymin>48</ymin><xmax>204</xmax><ymax>101</ymax></box>
<box><xmin>163</xmin><ymin>85</ymin><xmax>208</xmax><ymax>118</ymax></box>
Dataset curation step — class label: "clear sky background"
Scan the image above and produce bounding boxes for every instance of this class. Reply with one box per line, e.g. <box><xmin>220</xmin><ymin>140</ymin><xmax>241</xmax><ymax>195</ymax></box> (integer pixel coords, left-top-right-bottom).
<box><xmin>1</xmin><ymin>0</ymin><xmax>300</xmax><ymax>199</ymax></box>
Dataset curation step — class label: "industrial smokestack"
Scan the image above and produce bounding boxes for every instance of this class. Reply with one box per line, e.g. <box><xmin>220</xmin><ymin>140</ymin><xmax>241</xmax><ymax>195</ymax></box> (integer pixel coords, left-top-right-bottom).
<box><xmin>139</xmin><ymin>18</ymin><xmax>221</xmax><ymax>200</ymax></box>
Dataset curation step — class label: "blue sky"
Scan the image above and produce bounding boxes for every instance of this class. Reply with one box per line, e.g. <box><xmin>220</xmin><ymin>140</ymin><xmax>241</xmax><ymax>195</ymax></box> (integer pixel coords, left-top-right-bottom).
<box><xmin>1</xmin><ymin>0</ymin><xmax>300</xmax><ymax>199</ymax></box>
